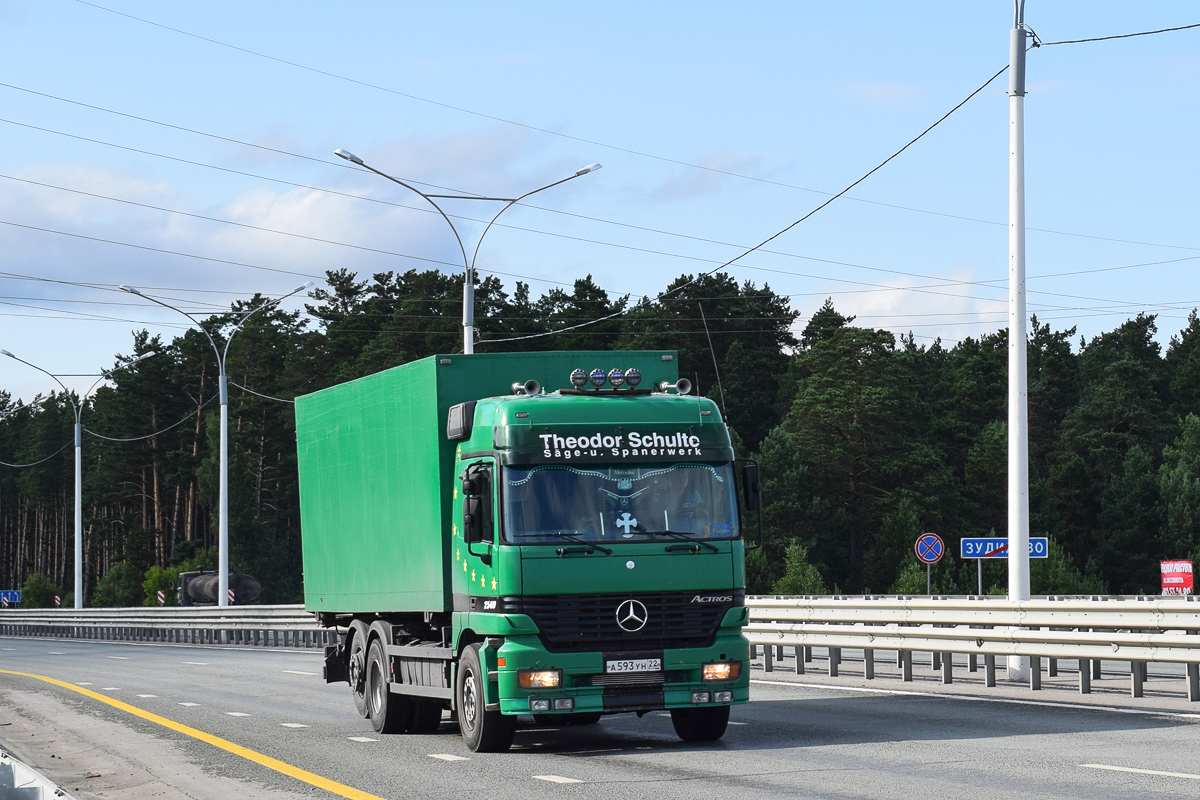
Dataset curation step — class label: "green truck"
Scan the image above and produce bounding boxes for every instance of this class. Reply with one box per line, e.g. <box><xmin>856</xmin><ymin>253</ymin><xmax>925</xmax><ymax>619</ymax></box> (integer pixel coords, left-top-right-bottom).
<box><xmin>296</xmin><ymin>351</ymin><xmax>757</xmax><ymax>751</ymax></box>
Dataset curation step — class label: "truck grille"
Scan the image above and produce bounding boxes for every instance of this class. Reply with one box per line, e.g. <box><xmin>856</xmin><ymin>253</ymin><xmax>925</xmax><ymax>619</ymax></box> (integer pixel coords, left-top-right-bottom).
<box><xmin>521</xmin><ymin>590</ymin><xmax>741</xmax><ymax>653</ymax></box>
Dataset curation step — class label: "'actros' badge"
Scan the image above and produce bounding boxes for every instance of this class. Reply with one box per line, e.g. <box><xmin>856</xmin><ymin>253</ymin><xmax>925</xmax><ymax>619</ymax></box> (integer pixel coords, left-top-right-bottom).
<box><xmin>615</xmin><ymin>599</ymin><xmax>648</xmax><ymax>632</ymax></box>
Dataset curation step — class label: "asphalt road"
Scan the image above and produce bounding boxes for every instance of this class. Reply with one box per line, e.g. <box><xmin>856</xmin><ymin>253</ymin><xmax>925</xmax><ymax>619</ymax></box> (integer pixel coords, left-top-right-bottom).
<box><xmin>2</xmin><ymin>637</ymin><xmax>1199</xmax><ymax>800</ymax></box>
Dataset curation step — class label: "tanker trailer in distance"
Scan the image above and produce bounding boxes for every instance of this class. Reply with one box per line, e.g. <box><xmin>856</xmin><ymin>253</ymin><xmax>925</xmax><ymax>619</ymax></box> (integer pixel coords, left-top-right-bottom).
<box><xmin>295</xmin><ymin>351</ymin><xmax>757</xmax><ymax>752</ymax></box>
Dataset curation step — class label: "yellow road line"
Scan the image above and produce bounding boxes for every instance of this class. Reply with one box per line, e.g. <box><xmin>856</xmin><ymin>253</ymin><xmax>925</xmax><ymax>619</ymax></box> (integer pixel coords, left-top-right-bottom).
<box><xmin>0</xmin><ymin>668</ymin><xmax>389</xmax><ymax>800</ymax></box>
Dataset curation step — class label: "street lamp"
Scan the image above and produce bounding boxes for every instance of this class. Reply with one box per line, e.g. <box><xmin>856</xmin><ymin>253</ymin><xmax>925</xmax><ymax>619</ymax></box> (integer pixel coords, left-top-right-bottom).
<box><xmin>119</xmin><ymin>282</ymin><xmax>314</xmax><ymax>606</ymax></box>
<box><xmin>1</xmin><ymin>349</ymin><xmax>156</xmax><ymax>608</ymax></box>
<box><xmin>334</xmin><ymin>149</ymin><xmax>601</xmax><ymax>354</ymax></box>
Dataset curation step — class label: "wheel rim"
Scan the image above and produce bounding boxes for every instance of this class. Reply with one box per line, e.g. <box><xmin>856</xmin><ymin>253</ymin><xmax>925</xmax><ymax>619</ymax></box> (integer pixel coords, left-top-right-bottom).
<box><xmin>350</xmin><ymin>648</ymin><xmax>366</xmax><ymax>693</ymax></box>
<box><xmin>461</xmin><ymin>666</ymin><xmax>478</xmax><ymax>731</ymax></box>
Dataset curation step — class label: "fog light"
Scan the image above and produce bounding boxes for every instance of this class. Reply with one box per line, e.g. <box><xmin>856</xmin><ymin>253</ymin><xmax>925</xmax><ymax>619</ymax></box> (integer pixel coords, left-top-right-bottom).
<box><xmin>691</xmin><ymin>691</ymin><xmax>711</xmax><ymax>704</ymax></box>
<box><xmin>713</xmin><ymin>691</ymin><xmax>733</xmax><ymax>703</ymax></box>
<box><xmin>625</xmin><ymin>367</ymin><xmax>642</xmax><ymax>388</ymax></box>
<box><xmin>570</xmin><ymin>368</ymin><xmax>588</xmax><ymax>389</ymax></box>
<box><xmin>530</xmin><ymin>699</ymin><xmax>551</xmax><ymax>712</ymax></box>
<box><xmin>518</xmin><ymin>669</ymin><xmax>562</xmax><ymax>689</ymax></box>
<box><xmin>553</xmin><ymin>698</ymin><xmax>575</xmax><ymax>710</ymax></box>
<box><xmin>607</xmin><ymin>368</ymin><xmax>625</xmax><ymax>387</ymax></box>
<box><xmin>702</xmin><ymin>662</ymin><xmax>741</xmax><ymax>681</ymax></box>
<box><xmin>589</xmin><ymin>368</ymin><xmax>607</xmax><ymax>388</ymax></box>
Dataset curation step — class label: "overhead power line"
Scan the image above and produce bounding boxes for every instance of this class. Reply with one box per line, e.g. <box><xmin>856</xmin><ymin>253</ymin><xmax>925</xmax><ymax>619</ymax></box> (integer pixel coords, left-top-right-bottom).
<box><xmin>1038</xmin><ymin>22</ymin><xmax>1200</xmax><ymax>46</ymax></box>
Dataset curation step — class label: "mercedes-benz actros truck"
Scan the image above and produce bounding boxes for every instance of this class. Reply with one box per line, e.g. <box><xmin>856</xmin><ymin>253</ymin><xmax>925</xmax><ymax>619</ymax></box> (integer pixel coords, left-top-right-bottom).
<box><xmin>296</xmin><ymin>351</ymin><xmax>757</xmax><ymax>751</ymax></box>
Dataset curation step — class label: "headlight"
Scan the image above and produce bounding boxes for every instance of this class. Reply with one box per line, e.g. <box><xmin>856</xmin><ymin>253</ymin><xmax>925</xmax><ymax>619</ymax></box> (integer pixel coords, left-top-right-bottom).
<box><xmin>702</xmin><ymin>662</ymin><xmax>741</xmax><ymax>681</ymax></box>
<box><xmin>518</xmin><ymin>669</ymin><xmax>562</xmax><ymax>689</ymax></box>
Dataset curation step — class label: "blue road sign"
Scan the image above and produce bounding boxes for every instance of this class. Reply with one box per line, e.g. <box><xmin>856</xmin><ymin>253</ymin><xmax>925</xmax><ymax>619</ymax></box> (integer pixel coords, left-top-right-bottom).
<box><xmin>959</xmin><ymin>537</ymin><xmax>1049</xmax><ymax>559</ymax></box>
<box><xmin>915</xmin><ymin>533</ymin><xmax>945</xmax><ymax>564</ymax></box>
<box><xmin>0</xmin><ymin>590</ymin><xmax>21</xmax><ymax>605</ymax></box>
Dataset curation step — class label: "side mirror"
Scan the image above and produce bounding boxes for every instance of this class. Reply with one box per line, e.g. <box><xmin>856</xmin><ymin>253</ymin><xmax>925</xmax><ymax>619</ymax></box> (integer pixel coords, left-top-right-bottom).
<box><xmin>742</xmin><ymin>462</ymin><xmax>762</xmax><ymax>511</ymax></box>
<box><xmin>463</xmin><ymin>496</ymin><xmax>485</xmax><ymax>544</ymax></box>
<box><xmin>460</xmin><ymin>463</ymin><xmax>491</xmax><ymax>547</ymax></box>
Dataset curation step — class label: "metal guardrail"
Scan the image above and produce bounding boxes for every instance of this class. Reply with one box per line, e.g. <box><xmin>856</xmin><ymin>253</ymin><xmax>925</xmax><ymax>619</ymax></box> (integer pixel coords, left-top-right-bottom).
<box><xmin>0</xmin><ymin>604</ymin><xmax>334</xmax><ymax>648</ymax></box>
<box><xmin>745</xmin><ymin>595</ymin><xmax>1200</xmax><ymax>701</ymax></box>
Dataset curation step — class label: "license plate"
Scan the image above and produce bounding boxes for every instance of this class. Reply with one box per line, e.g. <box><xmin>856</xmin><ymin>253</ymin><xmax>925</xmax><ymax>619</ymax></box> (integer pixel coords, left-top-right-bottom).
<box><xmin>605</xmin><ymin>658</ymin><xmax>662</xmax><ymax>673</ymax></box>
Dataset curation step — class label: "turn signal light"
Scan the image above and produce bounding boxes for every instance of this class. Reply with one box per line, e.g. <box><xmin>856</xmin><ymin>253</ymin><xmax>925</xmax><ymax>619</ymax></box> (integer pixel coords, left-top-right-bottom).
<box><xmin>518</xmin><ymin>669</ymin><xmax>562</xmax><ymax>689</ymax></box>
<box><xmin>702</xmin><ymin>662</ymin><xmax>741</xmax><ymax>681</ymax></box>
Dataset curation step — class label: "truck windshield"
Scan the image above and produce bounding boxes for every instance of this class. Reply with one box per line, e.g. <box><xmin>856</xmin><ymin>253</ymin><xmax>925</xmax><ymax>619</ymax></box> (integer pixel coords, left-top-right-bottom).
<box><xmin>503</xmin><ymin>463</ymin><xmax>740</xmax><ymax>544</ymax></box>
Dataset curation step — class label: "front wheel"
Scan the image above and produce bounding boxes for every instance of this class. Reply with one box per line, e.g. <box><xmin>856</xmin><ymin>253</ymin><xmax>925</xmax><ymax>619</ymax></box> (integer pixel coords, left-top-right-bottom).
<box><xmin>456</xmin><ymin>643</ymin><xmax>515</xmax><ymax>752</ymax></box>
<box><xmin>670</xmin><ymin>706</ymin><xmax>730</xmax><ymax>742</ymax></box>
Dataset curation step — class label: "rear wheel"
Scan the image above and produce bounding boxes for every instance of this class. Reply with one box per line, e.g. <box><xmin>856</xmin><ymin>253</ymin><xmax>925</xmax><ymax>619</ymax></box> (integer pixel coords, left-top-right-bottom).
<box><xmin>670</xmin><ymin>706</ymin><xmax>730</xmax><ymax>742</ymax></box>
<box><xmin>348</xmin><ymin>629</ymin><xmax>369</xmax><ymax>718</ymax></box>
<box><xmin>456</xmin><ymin>643</ymin><xmax>514</xmax><ymax>752</ymax></box>
<box><xmin>408</xmin><ymin>699</ymin><xmax>443</xmax><ymax>734</ymax></box>
<box><xmin>367</xmin><ymin>639</ymin><xmax>410</xmax><ymax>733</ymax></box>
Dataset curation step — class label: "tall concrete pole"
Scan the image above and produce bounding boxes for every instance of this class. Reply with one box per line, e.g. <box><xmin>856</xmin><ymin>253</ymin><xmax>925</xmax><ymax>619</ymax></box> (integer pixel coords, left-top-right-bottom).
<box><xmin>1007</xmin><ymin>0</ymin><xmax>1031</xmax><ymax>681</ymax></box>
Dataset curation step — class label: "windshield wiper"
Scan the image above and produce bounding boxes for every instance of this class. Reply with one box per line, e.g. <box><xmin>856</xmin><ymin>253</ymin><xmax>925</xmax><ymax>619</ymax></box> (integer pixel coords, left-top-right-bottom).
<box><xmin>513</xmin><ymin>531</ymin><xmax>613</xmax><ymax>556</ymax></box>
<box><xmin>641</xmin><ymin>530</ymin><xmax>720</xmax><ymax>553</ymax></box>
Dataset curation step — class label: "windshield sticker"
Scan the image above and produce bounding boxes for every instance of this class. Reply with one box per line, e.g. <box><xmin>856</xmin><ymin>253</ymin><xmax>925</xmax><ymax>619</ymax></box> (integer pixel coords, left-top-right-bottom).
<box><xmin>615</xmin><ymin>512</ymin><xmax>639</xmax><ymax>534</ymax></box>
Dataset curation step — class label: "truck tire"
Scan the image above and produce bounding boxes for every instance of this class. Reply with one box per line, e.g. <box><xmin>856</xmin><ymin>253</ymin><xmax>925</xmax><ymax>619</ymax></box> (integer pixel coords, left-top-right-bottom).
<box><xmin>348</xmin><ymin>630</ymin><xmax>369</xmax><ymax>718</ymax></box>
<box><xmin>670</xmin><ymin>706</ymin><xmax>730</xmax><ymax>742</ymax></box>
<box><xmin>456</xmin><ymin>643</ymin><xmax>515</xmax><ymax>752</ymax></box>
<box><xmin>408</xmin><ymin>699</ymin><xmax>443</xmax><ymax>734</ymax></box>
<box><xmin>367</xmin><ymin>639</ymin><xmax>411</xmax><ymax>734</ymax></box>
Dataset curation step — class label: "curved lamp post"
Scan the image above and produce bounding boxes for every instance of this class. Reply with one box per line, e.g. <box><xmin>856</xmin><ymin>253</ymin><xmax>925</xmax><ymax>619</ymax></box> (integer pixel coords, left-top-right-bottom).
<box><xmin>1</xmin><ymin>349</ymin><xmax>157</xmax><ymax>608</ymax></box>
<box><xmin>334</xmin><ymin>149</ymin><xmax>600</xmax><ymax>354</ymax></box>
<box><xmin>119</xmin><ymin>282</ymin><xmax>313</xmax><ymax>606</ymax></box>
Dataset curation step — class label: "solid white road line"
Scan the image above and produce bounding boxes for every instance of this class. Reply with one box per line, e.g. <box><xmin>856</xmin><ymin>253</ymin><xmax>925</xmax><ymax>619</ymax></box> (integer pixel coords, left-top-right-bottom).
<box><xmin>347</xmin><ymin>737</ymin><xmax>377</xmax><ymax>743</ymax></box>
<box><xmin>1082</xmin><ymin>764</ymin><xmax>1200</xmax><ymax>781</ymax></box>
<box><xmin>534</xmin><ymin>775</ymin><xmax>583</xmax><ymax>784</ymax></box>
<box><xmin>428</xmin><ymin>754</ymin><xmax>469</xmax><ymax>761</ymax></box>
<box><xmin>751</xmin><ymin>679</ymin><xmax>1200</xmax><ymax>722</ymax></box>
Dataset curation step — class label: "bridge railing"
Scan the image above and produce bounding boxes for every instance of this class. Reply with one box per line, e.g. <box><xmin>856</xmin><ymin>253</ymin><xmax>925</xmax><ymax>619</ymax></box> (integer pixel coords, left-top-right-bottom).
<box><xmin>745</xmin><ymin>594</ymin><xmax>1200</xmax><ymax>701</ymax></box>
<box><xmin>0</xmin><ymin>604</ymin><xmax>332</xmax><ymax>648</ymax></box>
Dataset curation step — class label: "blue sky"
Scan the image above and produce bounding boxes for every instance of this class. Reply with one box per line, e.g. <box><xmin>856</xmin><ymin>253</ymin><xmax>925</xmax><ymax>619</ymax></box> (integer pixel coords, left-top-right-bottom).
<box><xmin>1</xmin><ymin>1</ymin><xmax>1197</xmax><ymax>402</ymax></box>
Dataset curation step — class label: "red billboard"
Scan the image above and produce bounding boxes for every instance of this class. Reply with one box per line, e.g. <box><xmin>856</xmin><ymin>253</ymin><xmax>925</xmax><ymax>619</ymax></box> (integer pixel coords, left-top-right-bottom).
<box><xmin>1161</xmin><ymin>561</ymin><xmax>1194</xmax><ymax>595</ymax></box>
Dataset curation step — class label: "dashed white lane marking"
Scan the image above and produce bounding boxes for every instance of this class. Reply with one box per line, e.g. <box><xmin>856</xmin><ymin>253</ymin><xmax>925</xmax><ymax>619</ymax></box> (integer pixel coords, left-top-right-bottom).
<box><xmin>2</xmin><ymin>648</ymin><xmax>14</xmax><ymax>651</ymax></box>
<box><xmin>137</xmin><ymin>694</ymin><xmax>157</xmax><ymax>698</ymax></box>
<box><xmin>226</xmin><ymin>712</ymin><xmax>251</xmax><ymax>717</ymax></box>
<box><xmin>106</xmin><ymin>656</ymin><xmax>128</xmax><ymax>660</ymax></box>
<box><xmin>1083</xmin><ymin>764</ymin><xmax>1200</xmax><ymax>781</ymax></box>
<box><xmin>75</xmin><ymin>682</ymin><xmax>92</xmax><ymax>686</ymax></box>
<box><xmin>534</xmin><ymin>775</ymin><xmax>583</xmax><ymax>784</ymax></box>
<box><xmin>728</xmin><ymin>721</ymin><xmax>748</xmax><ymax>726</ymax></box>
<box><xmin>181</xmin><ymin>661</ymin><xmax>209</xmax><ymax>666</ymax></box>
<box><xmin>428</xmin><ymin>754</ymin><xmax>469</xmax><ymax>761</ymax></box>
<box><xmin>347</xmin><ymin>737</ymin><xmax>377</xmax><ymax>743</ymax></box>
<box><xmin>48</xmin><ymin>652</ymin><xmax>65</xmax><ymax>655</ymax></box>
<box><xmin>178</xmin><ymin>702</ymin><xmax>200</xmax><ymax>707</ymax></box>
<box><xmin>100</xmin><ymin>687</ymin><xmax>120</xmax><ymax>691</ymax></box>
<box><xmin>281</xmin><ymin>670</ymin><xmax>318</xmax><ymax>676</ymax></box>
<box><xmin>280</xmin><ymin>723</ymin><xmax>309</xmax><ymax>728</ymax></box>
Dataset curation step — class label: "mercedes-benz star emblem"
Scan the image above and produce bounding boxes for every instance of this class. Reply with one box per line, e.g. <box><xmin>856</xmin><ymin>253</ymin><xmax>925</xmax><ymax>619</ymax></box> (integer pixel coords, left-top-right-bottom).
<box><xmin>615</xmin><ymin>599</ymin><xmax>648</xmax><ymax>632</ymax></box>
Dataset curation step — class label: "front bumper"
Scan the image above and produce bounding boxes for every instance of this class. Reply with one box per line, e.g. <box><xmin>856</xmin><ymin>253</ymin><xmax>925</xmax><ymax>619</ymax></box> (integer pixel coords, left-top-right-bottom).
<box><xmin>490</xmin><ymin>628</ymin><xmax>749</xmax><ymax>716</ymax></box>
